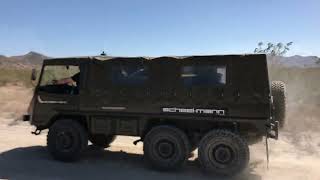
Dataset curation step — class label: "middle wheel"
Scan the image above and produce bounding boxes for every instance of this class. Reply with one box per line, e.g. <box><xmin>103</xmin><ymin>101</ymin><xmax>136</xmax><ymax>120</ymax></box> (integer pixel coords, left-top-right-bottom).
<box><xmin>143</xmin><ymin>125</ymin><xmax>190</xmax><ymax>170</ymax></box>
<box><xmin>89</xmin><ymin>134</ymin><xmax>116</xmax><ymax>148</ymax></box>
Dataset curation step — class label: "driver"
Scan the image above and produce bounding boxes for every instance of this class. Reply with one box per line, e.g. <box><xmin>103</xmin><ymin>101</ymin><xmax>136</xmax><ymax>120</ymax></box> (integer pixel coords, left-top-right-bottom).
<box><xmin>52</xmin><ymin>72</ymin><xmax>80</xmax><ymax>86</ymax></box>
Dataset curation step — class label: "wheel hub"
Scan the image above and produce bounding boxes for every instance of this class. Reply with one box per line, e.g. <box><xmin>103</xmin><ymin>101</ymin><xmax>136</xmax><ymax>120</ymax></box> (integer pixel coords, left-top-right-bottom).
<box><xmin>57</xmin><ymin>132</ymin><xmax>73</xmax><ymax>149</ymax></box>
<box><xmin>212</xmin><ymin>145</ymin><xmax>233</xmax><ymax>164</ymax></box>
<box><xmin>157</xmin><ymin>140</ymin><xmax>175</xmax><ymax>159</ymax></box>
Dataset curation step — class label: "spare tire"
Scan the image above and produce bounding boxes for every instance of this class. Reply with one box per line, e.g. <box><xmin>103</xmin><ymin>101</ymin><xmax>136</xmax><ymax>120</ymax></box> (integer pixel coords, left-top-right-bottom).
<box><xmin>271</xmin><ymin>81</ymin><xmax>287</xmax><ymax>128</ymax></box>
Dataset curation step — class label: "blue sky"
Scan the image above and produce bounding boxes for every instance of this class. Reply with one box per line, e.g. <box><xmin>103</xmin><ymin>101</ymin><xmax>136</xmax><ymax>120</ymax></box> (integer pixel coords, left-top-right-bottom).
<box><xmin>0</xmin><ymin>0</ymin><xmax>319</xmax><ymax>57</ymax></box>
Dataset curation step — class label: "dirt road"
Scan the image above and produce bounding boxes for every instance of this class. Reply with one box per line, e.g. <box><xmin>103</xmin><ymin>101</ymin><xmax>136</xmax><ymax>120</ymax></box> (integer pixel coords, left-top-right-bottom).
<box><xmin>0</xmin><ymin>85</ymin><xmax>319</xmax><ymax>180</ymax></box>
<box><xmin>0</xmin><ymin>121</ymin><xmax>319</xmax><ymax>180</ymax></box>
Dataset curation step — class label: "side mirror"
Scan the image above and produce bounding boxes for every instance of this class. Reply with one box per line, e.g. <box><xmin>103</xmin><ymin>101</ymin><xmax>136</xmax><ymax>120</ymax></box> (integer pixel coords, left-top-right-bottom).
<box><xmin>31</xmin><ymin>68</ymin><xmax>37</xmax><ymax>81</ymax></box>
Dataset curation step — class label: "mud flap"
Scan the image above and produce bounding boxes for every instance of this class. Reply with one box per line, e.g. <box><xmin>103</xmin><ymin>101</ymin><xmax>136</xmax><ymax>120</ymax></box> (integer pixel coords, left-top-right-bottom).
<box><xmin>265</xmin><ymin>121</ymin><xmax>279</xmax><ymax>169</ymax></box>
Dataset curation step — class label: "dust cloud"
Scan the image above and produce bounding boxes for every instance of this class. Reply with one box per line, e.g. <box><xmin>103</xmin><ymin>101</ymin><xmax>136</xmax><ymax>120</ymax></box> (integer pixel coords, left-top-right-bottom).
<box><xmin>0</xmin><ymin>84</ymin><xmax>32</xmax><ymax>125</ymax></box>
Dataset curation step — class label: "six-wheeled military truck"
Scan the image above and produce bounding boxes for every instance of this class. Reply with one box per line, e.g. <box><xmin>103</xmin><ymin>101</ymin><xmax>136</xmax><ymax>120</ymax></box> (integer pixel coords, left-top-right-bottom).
<box><xmin>23</xmin><ymin>54</ymin><xmax>286</xmax><ymax>176</ymax></box>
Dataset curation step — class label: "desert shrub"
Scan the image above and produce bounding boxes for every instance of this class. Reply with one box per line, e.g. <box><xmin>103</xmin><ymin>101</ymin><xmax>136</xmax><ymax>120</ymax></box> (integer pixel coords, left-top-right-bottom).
<box><xmin>0</xmin><ymin>68</ymin><xmax>36</xmax><ymax>87</ymax></box>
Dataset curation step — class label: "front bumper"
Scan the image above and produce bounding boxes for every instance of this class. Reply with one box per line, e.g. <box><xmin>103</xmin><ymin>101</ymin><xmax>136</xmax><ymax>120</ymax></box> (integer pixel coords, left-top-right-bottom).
<box><xmin>23</xmin><ymin>114</ymin><xmax>30</xmax><ymax>122</ymax></box>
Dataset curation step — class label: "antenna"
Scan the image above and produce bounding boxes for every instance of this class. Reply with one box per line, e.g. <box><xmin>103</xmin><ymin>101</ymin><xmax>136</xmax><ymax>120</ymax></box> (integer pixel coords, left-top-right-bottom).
<box><xmin>100</xmin><ymin>51</ymin><xmax>106</xmax><ymax>56</ymax></box>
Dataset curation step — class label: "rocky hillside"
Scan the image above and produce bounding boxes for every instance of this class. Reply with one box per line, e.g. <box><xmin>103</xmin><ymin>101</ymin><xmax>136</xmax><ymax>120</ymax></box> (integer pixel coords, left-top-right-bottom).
<box><xmin>270</xmin><ymin>55</ymin><xmax>320</xmax><ymax>68</ymax></box>
<box><xmin>0</xmin><ymin>51</ymin><xmax>48</xmax><ymax>68</ymax></box>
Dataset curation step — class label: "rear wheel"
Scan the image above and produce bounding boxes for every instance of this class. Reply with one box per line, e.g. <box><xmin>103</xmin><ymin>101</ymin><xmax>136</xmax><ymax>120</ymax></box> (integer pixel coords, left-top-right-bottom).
<box><xmin>89</xmin><ymin>134</ymin><xmax>116</xmax><ymax>148</ymax></box>
<box><xmin>271</xmin><ymin>81</ymin><xmax>287</xmax><ymax>128</ymax></box>
<box><xmin>47</xmin><ymin>119</ymin><xmax>88</xmax><ymax>161</ymax></box>
<box><xmin>198</xmin><ymin>129</ymin><xmax>249</xmax><ymax>176</ymax></box>
<box><xmin>143</xmin><ymin>125</ymin><xmax>190</xmax><ymax>170</ymax></box>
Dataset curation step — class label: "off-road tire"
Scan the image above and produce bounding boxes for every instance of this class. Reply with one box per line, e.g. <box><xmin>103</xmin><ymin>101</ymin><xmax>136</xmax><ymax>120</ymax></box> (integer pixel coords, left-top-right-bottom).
<box><xmin>89</xmin><ymin>134</ymin><xmax>116</xmax><ymax>148</ymax></box>
<box><xmin>271</xmin><ymin>81</ymin><xmax>287</xmax><ymax>128</ymax></box>
<box><xmin>143</xmin><ymin>125</ymin><xmax>190</xmax><ymax>171</ymax></box>
<box><xmin>47</xmin><ymin>119</ymin><xmax>88</xmax><ymax>162</ymax></box>
<box><xmin>198</xmin><ymin>129</ymin><xmax>249</xmax><ymax>176</ymax></box>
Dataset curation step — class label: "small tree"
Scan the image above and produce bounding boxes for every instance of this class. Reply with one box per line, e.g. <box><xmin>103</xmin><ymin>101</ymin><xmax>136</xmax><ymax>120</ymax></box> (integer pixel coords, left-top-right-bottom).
<box><xmin>254</xmin><ymin>42</ymin><xmax>293</xmax><ymax>65</ymax></box>
<box><xmin>254</xmin><ymin>42</ymin><xmax>293</xmax><ymax>56</ymax></box>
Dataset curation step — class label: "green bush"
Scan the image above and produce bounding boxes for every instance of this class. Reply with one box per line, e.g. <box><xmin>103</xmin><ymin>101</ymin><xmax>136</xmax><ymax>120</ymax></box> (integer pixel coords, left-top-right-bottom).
<box><xmin>0</xmin><ymin>68</ymin><xmax>36</xmax><ymax>87</ymax></box>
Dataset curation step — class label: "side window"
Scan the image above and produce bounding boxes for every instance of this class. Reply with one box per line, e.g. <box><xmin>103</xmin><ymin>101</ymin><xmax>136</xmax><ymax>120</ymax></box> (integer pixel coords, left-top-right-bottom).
<box><xmin>38</xmin><ymin>65</ymin><xmax>80</xmax><ymax>94</ymax></box>
<box><xmin>181</xmin><ymin>65</ymin><xmax>226</xmax><ymax>87</ymax></box>
<box><xmin>111</xmin><ymin>64</ymin><xmax>148</xmax><ymax>86</ymax></box>
<box><xmin>40</xmin><ymin>65</ymin><xmax>80</xmax><ymax>86</ymax></box>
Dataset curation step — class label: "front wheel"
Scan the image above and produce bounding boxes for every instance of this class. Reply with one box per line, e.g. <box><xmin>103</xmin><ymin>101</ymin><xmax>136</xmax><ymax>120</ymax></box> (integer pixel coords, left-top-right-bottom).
<box><xmin>198</xmin><ymin>129</ymin><xmax>249</xmax><ymax>176</ymax></box>
<box><xmin>47</xmin><ymin>119</ymin><xmax>88</xmax><ymax>161</ymax></box>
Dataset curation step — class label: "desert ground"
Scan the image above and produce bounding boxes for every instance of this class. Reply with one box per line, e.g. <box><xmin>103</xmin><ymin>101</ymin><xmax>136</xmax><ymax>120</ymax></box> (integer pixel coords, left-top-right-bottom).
<box><xmin>0</xmin><ymin>85</ymin><xmax>319</xmax><ymax>180</ymax></box>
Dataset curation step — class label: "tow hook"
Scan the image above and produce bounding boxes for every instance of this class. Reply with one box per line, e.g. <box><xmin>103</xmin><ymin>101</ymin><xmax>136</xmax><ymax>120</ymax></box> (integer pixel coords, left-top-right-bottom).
<box><xmin>133</xmin><ymin>138</ymin><xmax>142</xmax><ymax>145</ymax></box>
<box><xmin>31</xmin><ymin>129</ymin><xmax>42</xmax><ymax>135</ymax></box>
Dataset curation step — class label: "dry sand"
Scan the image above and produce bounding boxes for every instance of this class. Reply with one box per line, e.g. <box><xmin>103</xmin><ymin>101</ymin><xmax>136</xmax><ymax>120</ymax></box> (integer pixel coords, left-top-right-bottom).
<box><xmin>0</xmin><ymin>85</ymin><xmax>319</xmax><ymax>180</ymax></box>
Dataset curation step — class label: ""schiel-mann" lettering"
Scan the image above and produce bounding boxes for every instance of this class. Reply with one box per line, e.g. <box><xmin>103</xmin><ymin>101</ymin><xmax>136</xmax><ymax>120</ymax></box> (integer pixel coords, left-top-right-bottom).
<box><xmin>162</xmin><ymin>107</ymin><xmax>225</xmax><ymax>116</ymax></box>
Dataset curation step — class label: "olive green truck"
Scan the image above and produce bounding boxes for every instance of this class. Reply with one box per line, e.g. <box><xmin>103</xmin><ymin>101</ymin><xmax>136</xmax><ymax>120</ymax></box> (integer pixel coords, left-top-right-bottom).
<box><xmin>23</xmin><ymin>54</ymin><xmax>286</xmax><ymax>176</ymax></box>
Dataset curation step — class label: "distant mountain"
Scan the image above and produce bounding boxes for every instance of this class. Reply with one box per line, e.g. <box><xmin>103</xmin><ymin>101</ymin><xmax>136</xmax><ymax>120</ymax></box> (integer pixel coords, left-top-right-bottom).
<box><xmin>0</xmin><ymin>51</ymin><xmax>49</xmax><ymax>68</ymax></box>
<box><xmin>269</xmin><ymin>55</ymin><xmax>320</xmax><ymax>68</ymax></box>
<box><xmin>11</xmin><ymin>51</ymin><xmax>48</xmax><ymax>65</ymax></box>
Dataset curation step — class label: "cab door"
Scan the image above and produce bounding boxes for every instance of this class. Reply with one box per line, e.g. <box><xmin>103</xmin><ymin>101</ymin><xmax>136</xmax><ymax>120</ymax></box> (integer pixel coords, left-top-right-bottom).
<box><xmin>32</xmin><ymin>64</ymin><xmax>81</xmax><ymax>126</ymax></box>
